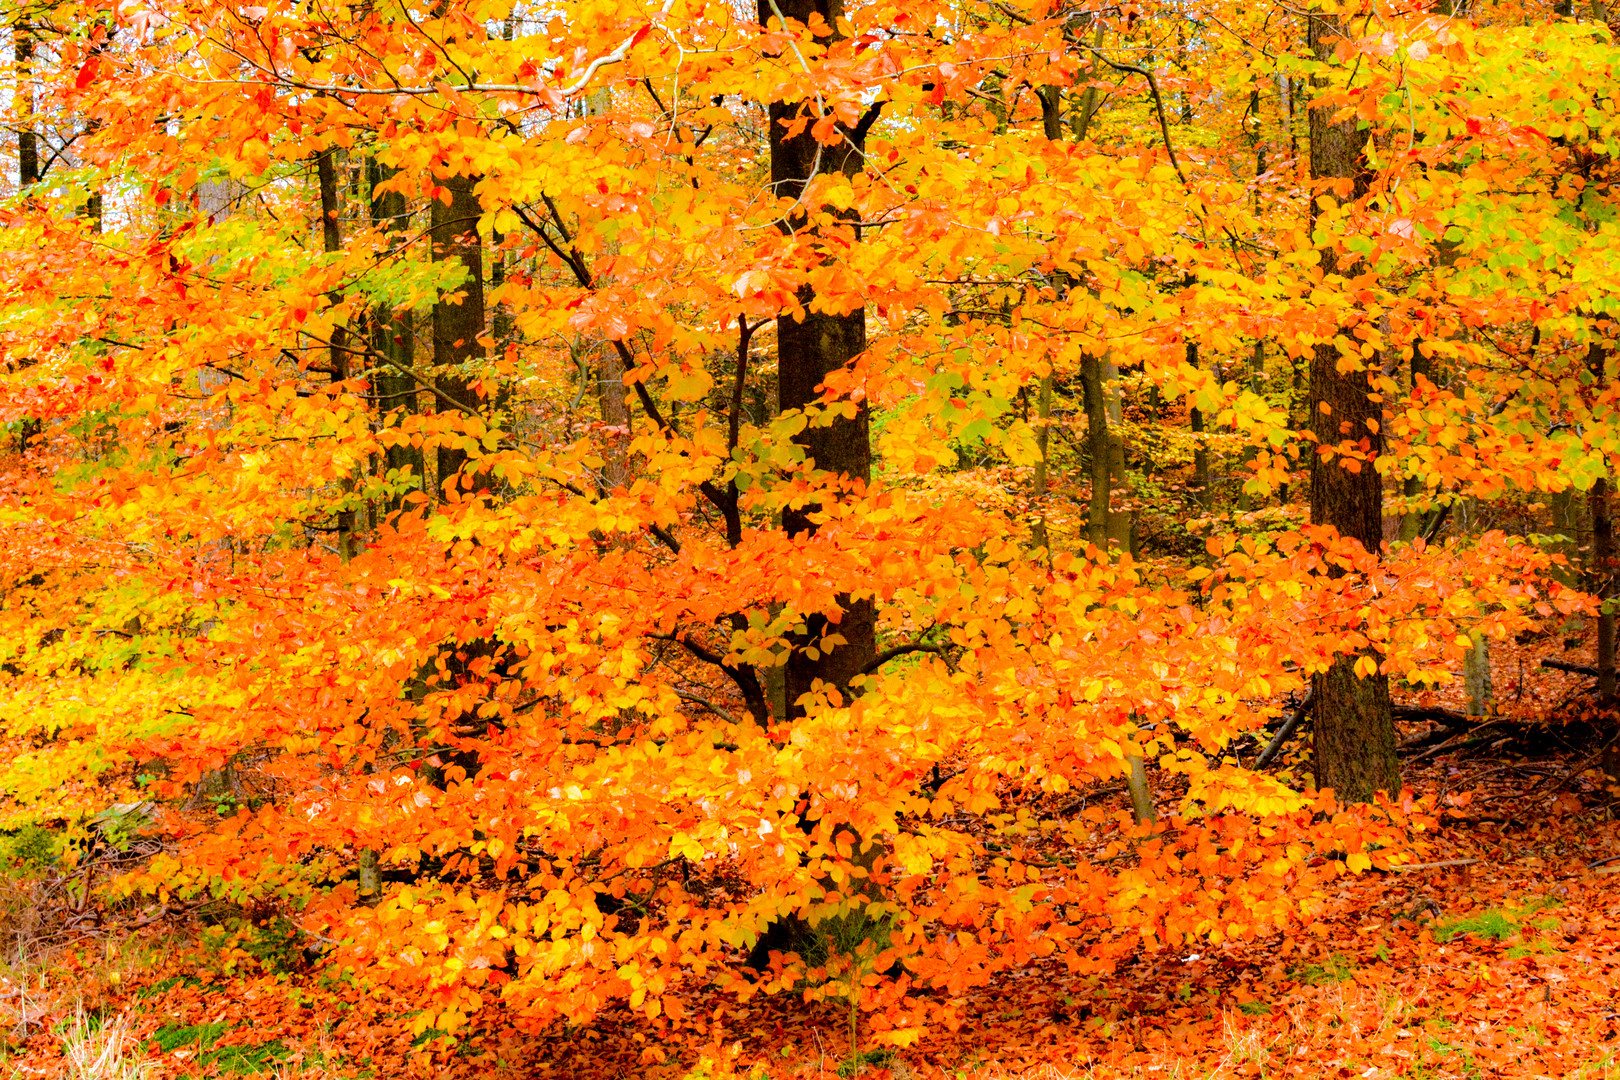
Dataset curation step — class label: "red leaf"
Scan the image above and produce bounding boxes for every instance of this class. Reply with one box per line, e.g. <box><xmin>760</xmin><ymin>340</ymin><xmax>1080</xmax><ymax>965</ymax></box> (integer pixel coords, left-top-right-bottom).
<box><xmin>75</xmin><ymin>56</ymin><xmax>100</xmax><ymax>89</ymax></box>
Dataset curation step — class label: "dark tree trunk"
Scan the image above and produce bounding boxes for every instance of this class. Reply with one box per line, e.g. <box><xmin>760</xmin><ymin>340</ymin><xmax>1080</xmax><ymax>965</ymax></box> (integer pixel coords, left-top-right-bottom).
<box><xmin>1028</xmin><ymin>88</ymin><xmax>1062</xmax><ymax>552</ymax></box>
<box><xmin>430</xmin><ymin>171</ymin><xmax>485</xmax><ymax>498</ymax></box>
<box><xmin>1585</xmin><ymin>341</ymin><xmax>1618</xmax><ymax>701</ymax></box>
<box><xmin>1596</xmin><ymin>479</ymin><xmax>1616</xmax><ymax>700</ymax></box>
<box><xmin>369</xmin><ymin>158</ymin><xmax>424</xmax><ymax>510</ymax></box>
<box><xmin>1080</xmin><ymin>353</ymin><xmax>1131</xmax><ymax>552</ymax></box>
<box><xmin>1399</xmin><ymin>343</ymin><xmax>1432</xmax><ymax>542</ymax></box>
<box><xmin>1187</xmin><ymin>341</ymin><xmax>1210</xmax><ymax>508</ymax></box>
<box><xmin>316</xmin><ymin>146</ymin><xmax>357</xmax><ymax>561</ymax></box>
<box><xmin>745</xmin><ymin>0</ymin><xmax>880</xmax><ymax>972</ymax></box>
<box><xmin>15</xmin><ymin>26</ymin><xmax>37</xmax><ymax>189</ymax></box>
<box><xmin>1307</xmin><ymin>10</ymin><xmax>1399</xmax><ymax>804</ymax></box>
<box><xmin>763</xmin><ymin>0</ymin><xmax>876</xmax><ymax>719</ymax></box>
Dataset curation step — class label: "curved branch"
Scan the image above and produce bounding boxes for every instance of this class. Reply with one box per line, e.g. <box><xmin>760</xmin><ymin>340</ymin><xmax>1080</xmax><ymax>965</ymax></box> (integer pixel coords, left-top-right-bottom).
<box><xmin>859</xmin><ymin>643</ymin><xmax>947</xmax><ymax>677</ymax></box>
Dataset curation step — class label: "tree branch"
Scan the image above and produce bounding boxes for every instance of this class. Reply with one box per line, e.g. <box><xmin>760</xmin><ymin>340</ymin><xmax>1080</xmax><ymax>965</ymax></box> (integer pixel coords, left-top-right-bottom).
<box><xmin>859</xmin><ymin>643</ymin><xmax>947</xmax><ymax>677</ymax></box>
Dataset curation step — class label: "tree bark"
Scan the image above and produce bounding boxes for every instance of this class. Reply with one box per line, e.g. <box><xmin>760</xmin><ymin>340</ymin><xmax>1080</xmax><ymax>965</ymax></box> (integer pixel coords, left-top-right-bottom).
<box><xmin>1398</xmin><ymin>343</ymin><xmax>1432</xmax><ymax>543</ymax></box>
<box><xmin>1307</xmin><ymin>8</ymin><xmax>1399</xmax><ymax>804</ymax></box>
<box><xmin>1081</xmin><ymin>354</ymin><xmax>1131</xmax><ymax>552</ymax></box>
<box><xmin>14</xmin><ymin>25</ymin><xmax>37</xmax><ymax>189</ymax></box>
<box><xmin>745</xmin><ymin>0</ymin><xmax>880</xmax><ymax>972</ymax></box>
<box><xmin>316</xmin><ymin>145</ymin><xmax>357</xmax><ymax>561</ymax></box>
<box><xmin>596</xmin><ymin>343</ymin><xmax>632</xmax><ymax>493</ymax></box>
<box><xmin>1236</xmin><ymin>340</ymin><xmax>1265</xmax><ymax>513</ymax></box>
<box><xmin>1594</xmin><ymin>475</ymin><xmax>1616</xmax><ymax>700</ymax></box>
<box><xmin>1188</xmin><ymin>341</ymin><xmax>1211</xmax><ymax>509</ymax></box>
<box><xmin>430</xmin><ymin>171</ymin><xmax>485</xmax><ymax>498</ymax></box>
<box><xmin>369</xmin><ymin>158</ymin><xmax>424</xmax><ymax>511</ymax></box>
<box><xmin>1463</xmin><ymin>631</ymin><xmax>1492</xmax><ymax>717</ymax></box>
<box><xmin>1588</xmin><ymin>340</ymin><xmax>1617</xmax><ymax>701</ymax></box>
<box><xmin>1029</xmin><ymin>87</ymin><xmax>1064</xmax><ymax>552</ymax></box>
<box><xmin>763</xmin><ymin>0</ymin><xmax>876</xmax><ymax>720</ymax></box>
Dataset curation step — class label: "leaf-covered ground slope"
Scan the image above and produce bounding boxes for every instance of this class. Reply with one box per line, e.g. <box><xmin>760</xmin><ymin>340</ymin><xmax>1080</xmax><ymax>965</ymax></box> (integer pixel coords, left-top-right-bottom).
<box><xmin>9</xmin><ymin>701</ymin><xmax>1620</xmax><ymax>1080</ymax></box>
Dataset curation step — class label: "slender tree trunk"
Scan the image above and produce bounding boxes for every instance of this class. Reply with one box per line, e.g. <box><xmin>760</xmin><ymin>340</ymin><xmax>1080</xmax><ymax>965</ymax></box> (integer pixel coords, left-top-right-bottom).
<box><xmin>369</xmin><ymin>159</ymin><xmax>423</xmax><ymax>510</ymax></box>
<box><xmin>1239</xmin><ymin>85</ymin><xmax>1265</xmax><ymax>507</ymax></box>
<box><xmin>15</xmin><ymin>26</ymin><xmax>37</xmax><ymax>190</ymax></box>
<box><xmin>1070</xmin><ymin>23</ymin><xmax>1106</xmax><ymax>142</ymax></box>
<box><xmin>11</xmin><ymin>25</ymin><xmax>38</xmax><ymax>457</ymax></box>
<box><xmin>1307</xmin><ymin>8</ymin><xmax>1399</xmax><ymax>804</ymax></box>
<box><xmin>1028</xmin><ymin>87</ymin><xmax>1065</xmax><ymax>552</ymax></box>
<box><xmin>1081</xmin><ymin>354</ymin><xmax>1131</xmax><ymax>552</ymax></box>
<box><xmin>1102</xmin><ymin>358</ymin><xmax>1130</xmax><ymax>550</ymax></box>
<box><xmin>1083</xmin><ymin>354</ymin><xmax>1110</xmax><ymax>549</ymax></box>
<box><xmin>1398</xmin><ymin>343</ymin><xmax>1432</xmax><ymax>542</ymax></box>
<box><xmin>1595</xmin><ymin>478</ymin><xmax>1616</xmax><ymax>699</ymax></box>
<box><xmin>1584</xmin><ymin>339</ymin><xmax>1618</xmax><ymax>701</ymax></box>
<box><xmin>763</xmin><ymin>0</ymin><xmax>876</xmax><ymax>719</ymax></box>
<box><xmin>1188</xmin><ymin>342</ymin><xmax>1211</xmax><ymax>509</ymax></box>
<box><xmin>1237</xmin><ymin>340</ymin><xmax>1266</xmax><ymax>512</ymax></box>
<box><xmin>316</xmin><ymin>146</ymin><xmax>357</xmax><ymax>561</ymax></box>
<box><xmin>596</xmin><ymin>344</ymin><xmax>631</xmax><ymax>492</ymax></box>
<box><xmin>1126</xmin><ymin>752</ymin><xmax>1155</xmax><ymax>825</ymax></box>
<box><xmin>319</xmin><ymin>144</ymin><xmax>375</xmax><ymax>894</ymax></box>
<box><xmin>1463</xmin><ymin>631</ymin><xmax>1492</xmax><ymax>717</ymax></box>
<box><xmin>1029</xmin><ymin>373</ymin><xmax>1054</xmax><ymax>551</ymax></box>
<box><xmin>430</xmin><ymin>171</ymin><xmax>485</xmax><ymax>499</ymax></box>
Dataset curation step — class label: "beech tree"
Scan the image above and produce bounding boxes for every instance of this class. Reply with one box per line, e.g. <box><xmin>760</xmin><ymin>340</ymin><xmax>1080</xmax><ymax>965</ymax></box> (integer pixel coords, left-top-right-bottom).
<box><xmin>1305</xmin><ymin>5</ymin><xmax>1400</xmax><ymax>802</ymax></box>
<box><xmin>0</xmin><ymin>0</ymin><xmax>1609</xmax><ymax>1047</ymax></box>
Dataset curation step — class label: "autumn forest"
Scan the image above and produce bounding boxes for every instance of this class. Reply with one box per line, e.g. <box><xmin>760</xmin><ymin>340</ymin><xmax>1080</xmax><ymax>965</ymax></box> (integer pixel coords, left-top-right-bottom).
<box><xmin>3</xmin><ymin>0</ymin><xmax>1620</xmax><ymax>1074</ymax></box>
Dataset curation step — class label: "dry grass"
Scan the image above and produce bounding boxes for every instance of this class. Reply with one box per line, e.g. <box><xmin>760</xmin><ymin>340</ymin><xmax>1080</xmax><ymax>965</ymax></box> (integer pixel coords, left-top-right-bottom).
<box><xmin>59</xmin><ymin>1009</ymin><xmax>156</xmax><ymax>1080</ymax></box>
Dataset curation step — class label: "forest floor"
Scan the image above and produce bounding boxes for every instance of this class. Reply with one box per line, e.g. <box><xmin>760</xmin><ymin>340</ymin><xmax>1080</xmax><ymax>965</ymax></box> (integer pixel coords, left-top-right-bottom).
<box><xmin>5</xmin><ymin>628</ymin><xmax>1620</xmax><ymax>1080</ymax></box>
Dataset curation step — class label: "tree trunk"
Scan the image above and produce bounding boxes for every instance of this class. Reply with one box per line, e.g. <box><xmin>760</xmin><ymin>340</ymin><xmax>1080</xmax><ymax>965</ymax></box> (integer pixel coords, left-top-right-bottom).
<box><xmin>1307</xmin><ymin>9</ymin><xmax>1399</xmax><ymax>803</ymax></box>
<box><xmin>316</xmin><ymin>145</ymin><xmax>357</xmax><ymax>562</ymax></box>
<box><xmin>430</xmin><ymin>171</ymin><xmax>485</xmax><ymax>499</ymax></box>
<box><xmin>763</xmin><ymin>0</ymin><xmax>876</xmax><ymax>720</ymax></box>
<box><xmin>1028</xmin><ymin>87</ymin><xmax>1065</xmax><ymax>552</ymax></box>
<box><xmin>1463</xmin><ymin>631</ymin><xmax>1492</xmax><ymax>717</ymax></box>
<box><xmin>1595</xmin><ymin>475</ymin><xmax>1616</xmax><ymax>700</ymax></box>
<box><xmin>1070</xmin><ymin>23</ymin><xmax>1106</xmax><ymax>141</ymax></box>
<box><xmin>1236</xmin><ymin>340</ymin><xmax>1266</xmax><ymax>513</ymax></box>
<box><xmin>369</xmin><ymin>158</ymin><xmax>424</xmax><ymax>511</ymax></box>
<box><xmin>15</xmin><ymin>26</ymin><xmax>37</xmax><ymax>189</ymax></box>
<box><xmin>1188</xmin><ymin>342</ymin><xmax>1211</xmax><ymax>509</ymax></box>
<box><xmin>745</xmin><ymin>0</ymin><xmax>879</xmax><ymax>972</ymax></box>
<box><xmin>10</xmin><ymin>23</ymin><xmax>38</xmax><ymax>457</ymax></box>
<box><xmin>1588</xmin><ymin>340</ymin><xmax>1617</xmax><ymax>701</ymax></box>
<box><xmin>1081</xmin><ymin>354</ymin><xmax>1131</xmax><ymax>553</ymax></box>
<box><xmin>1398</xmin><ymin>343</ymin><xmax>1431</xmax><ymax>543</ymax></box>
<box><xmin>1083</xmin><ymin>354</ymin><xmax>1110</xmax><ymax>548</ymax></box>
